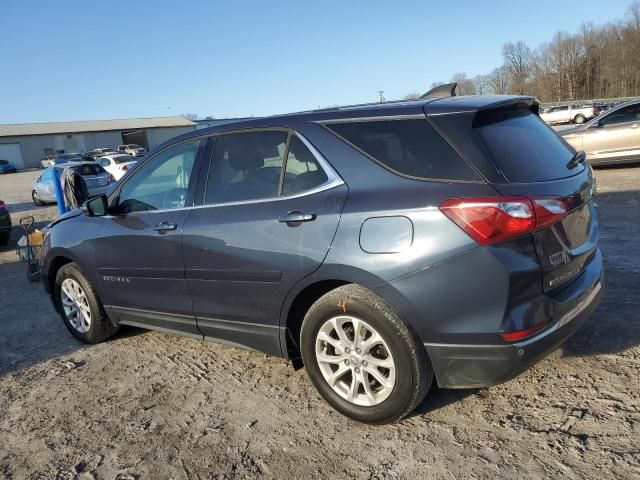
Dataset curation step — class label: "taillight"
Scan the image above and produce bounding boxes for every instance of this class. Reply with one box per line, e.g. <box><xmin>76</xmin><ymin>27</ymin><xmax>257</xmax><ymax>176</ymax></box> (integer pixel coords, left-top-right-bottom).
<box><xmin>120</xmin><ymin>165</ymin><xmax>129</xmax><ymax>171</ymax></box>
<box><xmin>0</xmin><ymin>200</ymin><xmax>5</xmax><ymax>208</ymax></box>
<box><xmin>500</xmin><ymin>323</ymin><xmax>547</xmax><ymax>342</ymax></box>
<box><xmin>108</xmin><ymin>174</ymin><xmax>115</xmax><ymax>183</ymax></box>
<box><xmin>440</xmin><ymin>196</ymin><xmax>568</xmax><ymax>246</ymax></box>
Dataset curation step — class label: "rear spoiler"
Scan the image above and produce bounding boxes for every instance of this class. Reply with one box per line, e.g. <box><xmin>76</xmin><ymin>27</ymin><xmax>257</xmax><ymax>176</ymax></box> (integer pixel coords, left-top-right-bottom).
<box><xmin>424</xmin><ymin>95</ymin><xmax>540</xmax><ymax>116</ymax></box>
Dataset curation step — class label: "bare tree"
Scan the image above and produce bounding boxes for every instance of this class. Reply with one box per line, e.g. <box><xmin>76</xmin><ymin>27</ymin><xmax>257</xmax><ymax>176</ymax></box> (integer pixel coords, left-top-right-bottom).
<box><xmin>488</xmin><ymin>66</ymin><xmax>510</xmax><ymax>94</ymax></box>
<box><xmin>472</xmin><ymin>75</ymin><xmax>490</xmax><ymax>95</ymax></box>
<box><xmin>502</xmin><ymin>41</ymin><xmax>532</xmax><ymax>94</ymax></box>
<box><xmin>450</xmin><ymin>72</ymin><xmax>476</xmax><ymax>95</ymax></box>
<box><xmin>404</xmin><ymin>2</ymin><xmax>640</xmax><ymax>102</ymax></box>
<box><xmin>180</xmin><ymin>113</ymin><xmax>199</xmax><ymax>121</ymax></box>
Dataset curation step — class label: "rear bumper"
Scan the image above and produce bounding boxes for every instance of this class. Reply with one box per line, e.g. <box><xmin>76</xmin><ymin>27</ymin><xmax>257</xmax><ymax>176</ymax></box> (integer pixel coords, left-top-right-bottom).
<box><xmin>425</xmin><ymin>257</ymin><xmax>603</xmax><ymax>389</ymax></box>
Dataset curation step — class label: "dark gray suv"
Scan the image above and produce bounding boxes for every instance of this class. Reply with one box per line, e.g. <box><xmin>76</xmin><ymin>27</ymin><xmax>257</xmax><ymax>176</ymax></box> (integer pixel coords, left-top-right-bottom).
<box><xmin>41</xmin><ymin>91</ymin><xmax>603</xmax><ymax>424</ymax></box>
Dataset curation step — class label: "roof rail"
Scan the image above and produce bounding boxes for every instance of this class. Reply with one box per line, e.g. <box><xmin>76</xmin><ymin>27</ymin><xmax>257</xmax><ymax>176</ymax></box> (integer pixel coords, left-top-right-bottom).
<box><xmin>420</xmin><ymin>83</ymin><xmax>457</xmax><ymax>99</ymax></box>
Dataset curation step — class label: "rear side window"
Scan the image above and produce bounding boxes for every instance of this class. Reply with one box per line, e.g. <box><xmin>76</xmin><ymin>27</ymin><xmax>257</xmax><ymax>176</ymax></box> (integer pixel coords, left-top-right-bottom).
<box><xmin>283</xmin><ymin>137</ymin><xmax>328</xmax><ymax>195</ymax></box>
<box><xmin>205</xmin><ymin>131</ymin><xmax>288</xmax><ymax>204</ymax></box>
<box><xmin>324</xmin><ymin>119</ymin><xmax>480</xmax><ymax>181</ymax></box>
<box><xmin>475</xmin><ymin>109</ymin><xmax>579</xmax><ymax>182</ymax></box>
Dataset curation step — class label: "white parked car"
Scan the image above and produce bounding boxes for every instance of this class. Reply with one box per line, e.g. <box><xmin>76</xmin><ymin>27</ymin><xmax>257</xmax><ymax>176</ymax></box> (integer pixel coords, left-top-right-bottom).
<box><xmin>117</xmin><ymin>144</ymin><xmax>147</xmax><ymax>157</ymax></box>
<box><xmin>539</xmin><ymin>104</ymin><xmax>597</xmax><ymax>125</ymax></box>
<box><xmin>96</xmin><ymin>154</ymin><xmax>138</xmax><ymax>181</ymax></box>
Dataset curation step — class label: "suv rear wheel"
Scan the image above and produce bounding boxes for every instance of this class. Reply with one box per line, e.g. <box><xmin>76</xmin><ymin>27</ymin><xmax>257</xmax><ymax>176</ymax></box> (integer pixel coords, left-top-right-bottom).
<box><xmin>55</xmin><ymin>263</ymin><xmax>118</xmax><ymax>343</ymax></box>
<box><xmin>300</xmin><ymin>285</ymin><xmax>432</xmax><ymax>424</ymax></box>
<box><xmin>574</xmin><ymin>114</ymin><xmax>586</xmax><ymax>124</ymax></box>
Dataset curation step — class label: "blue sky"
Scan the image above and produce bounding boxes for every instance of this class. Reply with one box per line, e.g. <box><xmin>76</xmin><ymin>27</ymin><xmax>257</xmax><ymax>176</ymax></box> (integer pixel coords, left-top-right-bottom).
<box><xmin>0</xmin><ymin>0</ymin><xmax>634</xmax><ymax>123</ymax></box>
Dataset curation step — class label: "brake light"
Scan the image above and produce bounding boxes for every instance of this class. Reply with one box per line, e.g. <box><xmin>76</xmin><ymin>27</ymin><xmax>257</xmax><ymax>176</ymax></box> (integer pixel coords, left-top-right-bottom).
<box><xmin>120</xmin><ymin>164</ymin><xmax>129</xmax><ymax>171</ymax></box>
<box><xmin>0</xmin><ymin>200</ymin><xmax>5</xmax><ymax>208</ymax></box>
<box><xmin>108</xmin><ymin>174</ymin><xmax>115</xmax><ymax>183</ymax></box>
<box><xmin>440</xmin><ymin>196</ymin><xmax>568</xmax><ymax>246</ymax></box>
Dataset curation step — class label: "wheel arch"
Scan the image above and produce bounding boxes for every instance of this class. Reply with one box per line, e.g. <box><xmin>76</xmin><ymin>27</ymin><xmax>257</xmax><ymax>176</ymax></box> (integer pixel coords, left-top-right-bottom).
<box><xmin>278</xmin><ymin>265</ymin><xmax>389</xmax><ymax>364</ymax></box>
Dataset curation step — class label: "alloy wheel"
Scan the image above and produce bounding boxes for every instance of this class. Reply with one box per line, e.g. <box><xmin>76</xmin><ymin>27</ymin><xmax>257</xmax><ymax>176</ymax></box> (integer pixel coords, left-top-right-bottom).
<box><xmin>315</xmin><ymin>315</ymin><xmax>396</xmax><ymax>406</ymax></box>
<box><xmin>60</xmin><ymin>278</ymin><xmax>92</xmax><ymax>333</ymax></box>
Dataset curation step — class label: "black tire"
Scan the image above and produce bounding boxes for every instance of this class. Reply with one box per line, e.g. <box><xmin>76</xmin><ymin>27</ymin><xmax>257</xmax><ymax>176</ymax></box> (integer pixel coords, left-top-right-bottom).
<box><xmin>54</xmin><ymin>262</ymin><xmax>118</xmax><ymax>343</ymax></box>
<box><xmin>574</xmin><ymin>114</ymin><xmax>586</xmax><ymax>124</ymax></box>
<box><xmin>32</xmin><ymin>190</ymin><xmax>44</xmax><ymax>207</ymax></box>
<box><xmin>300</xmin><ymin>284</ymin><xmax>433</xmax><ymax>424</ymax></box>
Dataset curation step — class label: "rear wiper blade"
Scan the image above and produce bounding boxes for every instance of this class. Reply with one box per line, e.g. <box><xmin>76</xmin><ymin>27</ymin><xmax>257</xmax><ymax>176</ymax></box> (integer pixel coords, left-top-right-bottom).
<box><xmin>567</xmin><ymin>150</ymin><xmax>586</xmax><ymax>169</ymax></box>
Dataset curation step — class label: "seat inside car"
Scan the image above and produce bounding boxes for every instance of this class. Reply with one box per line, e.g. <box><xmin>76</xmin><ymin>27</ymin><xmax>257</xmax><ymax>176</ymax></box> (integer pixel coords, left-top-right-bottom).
<box><xmin>209</xmin><ymin>140</ymin><xmax>279</xmax><ymax>203</ymax></box>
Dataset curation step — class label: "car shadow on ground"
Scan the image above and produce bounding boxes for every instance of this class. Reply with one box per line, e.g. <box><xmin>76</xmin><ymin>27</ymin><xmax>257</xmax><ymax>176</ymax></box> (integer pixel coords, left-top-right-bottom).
<box><xmin>410</xmin><ymin>386</ymin><xmax>476</xmax><ymax>418</ymax></box>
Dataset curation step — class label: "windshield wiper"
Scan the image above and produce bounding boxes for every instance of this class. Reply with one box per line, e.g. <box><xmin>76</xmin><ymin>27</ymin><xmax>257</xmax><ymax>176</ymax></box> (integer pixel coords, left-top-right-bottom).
<box><xmin>567</xmin><ymin>150</ymin><xmax>587</xmax><ymax>169</ymax></box>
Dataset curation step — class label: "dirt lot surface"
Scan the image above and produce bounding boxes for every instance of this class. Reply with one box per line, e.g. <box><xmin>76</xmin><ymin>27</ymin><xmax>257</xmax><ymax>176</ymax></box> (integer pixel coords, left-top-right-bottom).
<box><xmin>1</xmin><ymin>168</ymin><xmax>639</xmax><ymax>479</ymax></box>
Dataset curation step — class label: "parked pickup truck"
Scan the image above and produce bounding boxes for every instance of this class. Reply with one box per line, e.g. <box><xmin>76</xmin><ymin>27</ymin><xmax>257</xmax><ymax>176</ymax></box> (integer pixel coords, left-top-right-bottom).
<box><xmin>540</xmin><ymin>104</ymin><xmax>597</xmax><ymax>125</ymax></box>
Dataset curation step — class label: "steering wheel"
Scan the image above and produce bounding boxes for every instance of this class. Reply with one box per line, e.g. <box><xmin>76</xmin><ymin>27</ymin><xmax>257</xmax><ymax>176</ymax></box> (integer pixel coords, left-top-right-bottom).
<box><xmin>162</xmin><ymin>187</ymin><xmax>187</xmax><ymax>209</ymax></box>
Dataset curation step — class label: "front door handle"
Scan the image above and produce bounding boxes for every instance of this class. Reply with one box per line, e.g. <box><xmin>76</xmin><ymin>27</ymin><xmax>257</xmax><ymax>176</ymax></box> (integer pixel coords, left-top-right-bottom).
<box><xmin>152</xmin><ymin>221</ymin><xmax>178</xmax><ymax>232</ymax></box>
<box><xmin>279</xmin><ymin>211</ymin><xmax>317</xmax><ymax>227</ymax></box>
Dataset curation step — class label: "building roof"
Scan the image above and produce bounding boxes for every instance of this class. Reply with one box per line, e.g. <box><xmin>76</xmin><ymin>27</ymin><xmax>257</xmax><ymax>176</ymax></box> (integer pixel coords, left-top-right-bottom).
<box><xmin>0</xmin><ymin>116</ymin><xmax>195</xmax><ymax>137</ymax></box>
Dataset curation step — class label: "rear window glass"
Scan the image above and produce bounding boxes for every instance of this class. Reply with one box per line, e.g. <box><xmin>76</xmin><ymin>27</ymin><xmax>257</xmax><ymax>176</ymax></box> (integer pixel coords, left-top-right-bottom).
<box><xmin>475</xmin><ymin>109</ymin><xmax>580</xmax><ymax>182</ymax></box>
<box><xmin>75</xmin><ymin>164</ymin><xmax>104</xmax><ymax>175</ymax></box>
<box><xmin>325</xmin><ymin>119</ymin><xmax>480</xmax><ymax>181</ymax></box>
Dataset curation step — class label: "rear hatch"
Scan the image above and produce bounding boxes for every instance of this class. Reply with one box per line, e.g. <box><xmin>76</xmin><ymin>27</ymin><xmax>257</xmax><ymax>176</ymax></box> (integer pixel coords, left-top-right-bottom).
<box><xmin>429</xmin><ymin>102</ymin><xmax>598</xmax><ymax>293</ymax></box>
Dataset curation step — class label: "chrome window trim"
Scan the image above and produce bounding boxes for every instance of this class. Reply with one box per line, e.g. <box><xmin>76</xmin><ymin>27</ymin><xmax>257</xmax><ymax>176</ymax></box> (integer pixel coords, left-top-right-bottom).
<box><xmin>119</xmin><ymin>130</ymin><xmax>344</xmax><ymax>217</ymax></box>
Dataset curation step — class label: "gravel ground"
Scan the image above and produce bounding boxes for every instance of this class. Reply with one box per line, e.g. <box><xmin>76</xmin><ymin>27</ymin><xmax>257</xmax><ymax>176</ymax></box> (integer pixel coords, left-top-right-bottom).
<box><xmin>0</xmin><ymin>168</ymin><xmax>639</xmax><ymax>479</ymax></box>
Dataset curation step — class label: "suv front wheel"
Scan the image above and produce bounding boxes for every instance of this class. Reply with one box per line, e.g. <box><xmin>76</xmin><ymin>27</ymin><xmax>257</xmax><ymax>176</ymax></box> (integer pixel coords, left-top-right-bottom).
<box><xmin>55</xmin><ymin>263</ymin><xmax>118</xmax><ymax>343</ymax></box>
<box><xmin>300</xmin><ymin>285</ymin><xmax>433</xmax><ymax>424</ymax></box>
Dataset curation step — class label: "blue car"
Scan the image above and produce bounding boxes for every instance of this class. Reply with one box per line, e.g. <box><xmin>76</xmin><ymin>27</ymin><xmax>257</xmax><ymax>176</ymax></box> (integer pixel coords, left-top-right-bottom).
<box><xmin>0</xmin><ymin>159</ymin><xmax>17</xmax><ymax>174</ymax></box>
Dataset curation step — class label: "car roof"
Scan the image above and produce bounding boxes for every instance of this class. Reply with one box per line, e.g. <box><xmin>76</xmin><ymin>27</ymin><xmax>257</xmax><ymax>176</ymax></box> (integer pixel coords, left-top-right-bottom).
<box><xmin>183</xmin><ymin>95</ymin><xmax>537</xmax><ymax>137</ymax></box>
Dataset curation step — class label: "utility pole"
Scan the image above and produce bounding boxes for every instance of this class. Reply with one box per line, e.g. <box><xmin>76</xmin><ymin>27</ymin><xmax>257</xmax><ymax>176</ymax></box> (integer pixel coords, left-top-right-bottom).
<box><xmin>377</xmin><ymin>90</ymin><xmax>385</xmax><ymax>102</ymax></box>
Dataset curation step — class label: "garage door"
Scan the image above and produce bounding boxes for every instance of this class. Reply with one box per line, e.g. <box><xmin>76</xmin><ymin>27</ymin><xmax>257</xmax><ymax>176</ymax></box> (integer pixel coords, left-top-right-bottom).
<box><xmin>0</xmin><ymin>143</ymin><xmax>24</xmax><ymax>169</ymax></box>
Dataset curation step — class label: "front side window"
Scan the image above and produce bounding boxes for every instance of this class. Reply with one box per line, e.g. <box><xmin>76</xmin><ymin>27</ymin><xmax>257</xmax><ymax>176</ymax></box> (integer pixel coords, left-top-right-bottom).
<box><xmin>600</xmin><ymin>104</ymin><xmax>640</xmax><ymax>126</ymax></box>
<box><xmin>205</xmin><ymin>131</ymin><xmax>288</xmax><ymax>204</ymax></box>
<box><xmin>282</xmin><ymin>136</ymin><xmax>328</xmax><ymax>195</ymax></box>
<box><xmin>118</xmin><ymin>139</ymin><xmax>201</xmax><ymax>213</ymax></box>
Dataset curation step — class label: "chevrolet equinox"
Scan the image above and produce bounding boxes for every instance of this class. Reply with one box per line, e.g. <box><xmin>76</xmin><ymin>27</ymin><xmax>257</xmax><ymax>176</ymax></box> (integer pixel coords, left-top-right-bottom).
<box><xmin>41</xmin><ymin>87</ymin><xmax>603</xmax><ymax>424</ymax></box>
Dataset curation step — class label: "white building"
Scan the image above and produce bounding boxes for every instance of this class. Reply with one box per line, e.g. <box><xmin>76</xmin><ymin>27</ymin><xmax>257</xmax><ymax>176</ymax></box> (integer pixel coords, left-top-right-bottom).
<box><xmin>0</xmin><ymin>116</ymin><xmax>196</xmax><ymax>169</ymax></box>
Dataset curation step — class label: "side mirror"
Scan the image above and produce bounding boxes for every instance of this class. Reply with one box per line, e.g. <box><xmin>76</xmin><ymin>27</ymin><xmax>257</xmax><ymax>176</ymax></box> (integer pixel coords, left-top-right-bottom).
<box><xmin>84</xmin><ymin>195</ymin><xmax>108</xmax><ymax>217</ymax></box>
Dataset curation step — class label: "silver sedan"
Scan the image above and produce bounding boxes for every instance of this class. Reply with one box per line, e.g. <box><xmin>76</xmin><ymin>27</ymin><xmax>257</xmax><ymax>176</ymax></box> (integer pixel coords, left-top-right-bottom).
<box><xmin>32</xmin><ymin>162</ymin><xmax>114</xmax><ymax>206</ymax></box>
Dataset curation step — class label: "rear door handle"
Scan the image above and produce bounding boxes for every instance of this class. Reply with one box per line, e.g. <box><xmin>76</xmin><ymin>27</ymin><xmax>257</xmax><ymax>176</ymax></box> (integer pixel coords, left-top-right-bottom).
<box><xmin>279</xmin><ymin>211</ymin><xmax>317</xmax><ymax>226</ymax></box>
<box><xmin>152</xmin><ymin>221</ymin><xmax>178</xmax><ymax>232</ymax></box>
